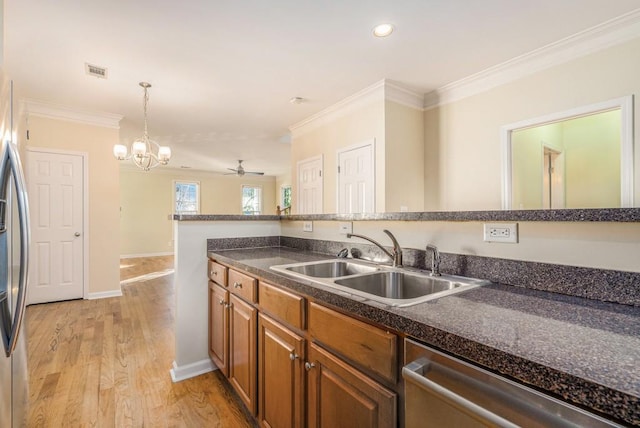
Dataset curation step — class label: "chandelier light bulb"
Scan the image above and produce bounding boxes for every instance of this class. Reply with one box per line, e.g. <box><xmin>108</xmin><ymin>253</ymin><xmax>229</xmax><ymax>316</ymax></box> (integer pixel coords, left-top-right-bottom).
<box><xmin>132</xmin><ymin>141</ymin><xmax>147</xmax><ymax>157</ymax></box>
<box><xmin>113</xmin><ymin>144</ymin><xmax>127</xmax><ymax>160</ymax></box>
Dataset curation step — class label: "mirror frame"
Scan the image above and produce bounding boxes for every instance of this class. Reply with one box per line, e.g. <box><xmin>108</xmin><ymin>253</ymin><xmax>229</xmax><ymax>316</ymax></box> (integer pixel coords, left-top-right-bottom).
<box><xmin>500</xmin><ymin>95</ymin><xmax>634</xmax><ymax>210</ymax></box>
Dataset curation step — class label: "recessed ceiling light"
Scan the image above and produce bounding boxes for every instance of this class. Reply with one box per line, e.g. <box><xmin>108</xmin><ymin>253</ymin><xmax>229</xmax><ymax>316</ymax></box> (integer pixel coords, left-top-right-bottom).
<box><xmin>373</xmin><ymin>23</ymin><xmax>394</xmax><ymax>38</ymax></box>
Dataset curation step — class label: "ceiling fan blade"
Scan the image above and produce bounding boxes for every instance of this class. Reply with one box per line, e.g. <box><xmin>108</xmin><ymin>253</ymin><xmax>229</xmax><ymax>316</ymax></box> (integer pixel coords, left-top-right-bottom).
<box><xmin>245</xmin><ymin>171</ymin><xmax>264</xmax><ymax>175</ymax></box>
<box><xmin>227</xmin><ymin>168</ymin><xmax>238</xmax><ymax>172</ymax></box>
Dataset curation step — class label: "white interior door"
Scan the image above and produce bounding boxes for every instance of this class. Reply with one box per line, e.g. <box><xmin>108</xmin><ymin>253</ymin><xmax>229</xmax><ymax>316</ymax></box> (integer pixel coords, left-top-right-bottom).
<box><xmin>26</xmin><ymin>150</ymin><xmax>85</xmax><ymax>304</ymax></box>
<box><xmin>337</xmin><ymin>141</ymin><xmax>374</xmax><ymax>213</ymax></box>
<box><xmin>297</xmin><ymin>156</ymin><xmax>323</xmax><ymax>214</ymax></box>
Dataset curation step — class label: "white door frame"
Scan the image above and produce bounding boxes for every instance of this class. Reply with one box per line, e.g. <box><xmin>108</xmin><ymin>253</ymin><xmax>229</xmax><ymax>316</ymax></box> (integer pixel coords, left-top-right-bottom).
<box><xmin>296</xmin><ymin>155</ymin><xmax>323</xmax><ymax>214</ymax></box>
<box><xmin>500</xmin><ymin>95</ymin><xmax>634</xmax><ymax>209</ymax></box>
<box><xmin>26</xmin><ymin>147</ymin><xmax>89</xmax><ymax>300</ymax></box>
<box><xmin>336</xmin><ymin>139</ymin><xmax>375</xmax><ymax>213</ymax></box>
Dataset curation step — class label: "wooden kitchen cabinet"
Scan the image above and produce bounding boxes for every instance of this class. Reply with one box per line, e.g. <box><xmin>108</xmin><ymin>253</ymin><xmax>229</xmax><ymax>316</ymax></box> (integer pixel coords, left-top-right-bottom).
<box><xmin>306</xmin><ymin>343</ymin><xmax>397</xmax><ymax>428</ymax></box>
<box><xmin>208</xmin><ymin>281</ymin><xmax>229</xmax><ymax>376</ymax></box>
<box><xmin>229</xmin><ymin>293</ymin><xmax>258</xmax><ymax>415</ymax></box>
<box><xmin>207</xmin><ymin>258</ymin><xmax>399</xmax><ymax>428</ymax></box>
<box><xmin>258</xmin><ymin>313</ymin><xmax>305</xmax><ymax>428</ymax></box>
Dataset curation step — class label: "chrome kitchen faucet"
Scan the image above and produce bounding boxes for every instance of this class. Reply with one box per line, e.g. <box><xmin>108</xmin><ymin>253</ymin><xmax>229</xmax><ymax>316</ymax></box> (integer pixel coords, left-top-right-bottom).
<box><xmin>346</xmin><ymin>229</ymin><xmax>403</xmax><ymax>267</ymax></box>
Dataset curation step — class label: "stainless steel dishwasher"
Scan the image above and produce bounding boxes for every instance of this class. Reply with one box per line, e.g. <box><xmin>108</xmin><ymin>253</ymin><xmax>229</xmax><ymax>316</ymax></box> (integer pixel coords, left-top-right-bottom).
<box><xmin>403</xmin><ymin>339</ymin><xmax>623</xmax><ymax>427</ymax></box>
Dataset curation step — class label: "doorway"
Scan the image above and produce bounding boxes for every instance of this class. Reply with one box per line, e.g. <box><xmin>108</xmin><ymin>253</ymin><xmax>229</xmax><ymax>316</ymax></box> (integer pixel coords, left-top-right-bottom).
<box><xmin>25</xmin><ymin>149</ymin><xmax>86</xmax><ymax>304</ymax></box>
<box><xmin>297</xmin><ymin>155</ymin><xmax>323</xmax><ymax>214</ymax></box>
<box><xmin>337</xmin><ymin>140</ymin><xmax>375</xmax><ymax>213</ymax></box>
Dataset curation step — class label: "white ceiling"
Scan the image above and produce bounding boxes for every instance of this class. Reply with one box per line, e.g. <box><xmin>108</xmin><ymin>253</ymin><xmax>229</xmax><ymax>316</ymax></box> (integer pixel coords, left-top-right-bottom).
<box><xmin>4</xmin><ymin>1</ymin><xmax>640</xmax><ymax>176</ymax></box>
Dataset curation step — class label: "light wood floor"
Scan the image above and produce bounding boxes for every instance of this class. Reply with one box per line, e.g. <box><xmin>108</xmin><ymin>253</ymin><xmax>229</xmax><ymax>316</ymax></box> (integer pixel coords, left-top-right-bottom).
<box><xmin>26</xmin><ymin>256</ymin><xmax>255</xmax><ymax>427</ymax></box>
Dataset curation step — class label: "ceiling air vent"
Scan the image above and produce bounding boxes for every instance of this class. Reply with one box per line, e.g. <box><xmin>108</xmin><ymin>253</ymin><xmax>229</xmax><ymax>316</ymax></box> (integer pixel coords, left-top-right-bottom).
<box><xmin>85</xmin><ymin>63</ymin><xmax>108</xmax><ymax>79</ymax></box>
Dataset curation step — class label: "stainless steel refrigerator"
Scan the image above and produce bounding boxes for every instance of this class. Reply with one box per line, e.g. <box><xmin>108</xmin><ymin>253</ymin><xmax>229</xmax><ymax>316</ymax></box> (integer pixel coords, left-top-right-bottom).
<box><xmin>0</xmin><ymin>78</ymin><xmax>30</xmax><ymax>427</ymax></box>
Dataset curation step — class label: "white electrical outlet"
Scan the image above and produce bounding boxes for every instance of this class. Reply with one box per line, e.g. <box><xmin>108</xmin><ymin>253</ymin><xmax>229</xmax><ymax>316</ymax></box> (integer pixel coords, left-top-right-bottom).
<box><xmin>338</xmin><ymin>222</ymin><xmax>353</xmax><ymax>235</ymax></box>
<box><xmin>483</xmin><ymin>223</ymin><xmax>518</xmax><ymax>243</ymax></box>
<box><xmin>303</xmin><ymin>221</ymin><xmax>313</xmax><ymax>232</ymax></box>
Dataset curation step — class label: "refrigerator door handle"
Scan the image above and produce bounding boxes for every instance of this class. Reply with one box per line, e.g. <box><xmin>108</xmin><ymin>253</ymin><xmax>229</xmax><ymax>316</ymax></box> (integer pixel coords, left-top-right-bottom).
<box><xmin>0</xmin><ymin>141</ymin><xmax>30</xmax><ymax>357</ymax></box>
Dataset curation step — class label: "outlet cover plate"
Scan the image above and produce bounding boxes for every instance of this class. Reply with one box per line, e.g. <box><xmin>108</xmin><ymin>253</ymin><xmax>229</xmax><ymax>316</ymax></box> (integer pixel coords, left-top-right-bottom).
<box><xmin>338</xmin><ymin>222</ymin><xmax>353</xmax><ymax>235</ymax></box>
<box><xmin>483</xmin><ymin>223</ymin><xmax>518</xmax><ymax>243</ymax></box>
<box><xmin>303</xmin><ymin>221</ymin><xmax>313</xmax><ymax>232</ymax></box>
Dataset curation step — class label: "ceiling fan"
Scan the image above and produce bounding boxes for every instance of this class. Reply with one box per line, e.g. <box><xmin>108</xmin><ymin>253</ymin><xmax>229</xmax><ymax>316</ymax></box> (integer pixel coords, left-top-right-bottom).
<box><xmin>225</xmin><ymin>160</ymin><xmax>264</xmax><ymax>176</ymax></box>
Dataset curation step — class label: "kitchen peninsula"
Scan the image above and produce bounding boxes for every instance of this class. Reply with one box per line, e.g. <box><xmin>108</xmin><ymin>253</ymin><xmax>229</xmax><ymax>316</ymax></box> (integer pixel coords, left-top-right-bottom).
<box><xmin>172</xmin><ymin>211</ymin><xmax>640</xmax><ymax>426</ymax></box>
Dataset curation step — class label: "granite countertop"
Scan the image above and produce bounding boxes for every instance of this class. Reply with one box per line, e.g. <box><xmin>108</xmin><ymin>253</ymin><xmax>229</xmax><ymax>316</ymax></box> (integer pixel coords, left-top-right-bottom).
<box><xmin>208</xmin><ymin>246</ymin><xmax>640</xmax><ymax>426</ymax></box>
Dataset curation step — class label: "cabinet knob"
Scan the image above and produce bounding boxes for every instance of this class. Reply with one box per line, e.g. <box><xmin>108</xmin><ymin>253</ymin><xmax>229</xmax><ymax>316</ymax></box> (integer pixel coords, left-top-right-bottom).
<box><xmin>289</xmin><ymin>353</ymin><xmax>299</xmax><ymax>361</ymax></box>
<box><xmin>211</xmin><ymin>270</ymin><xmax>217</xmax><ymax>276</ymax></box>
<box><xmin>218</xmin><ymin>299</ymin><xmax>225</xmax><ymax>306</ymax></box>
<box><xmin>233</xmin><ymin>282</ymin><xmax>242</xmax><ymax>289</ymax></box>
<box><xmin>304</xmin><ymin>362</ymin><xmax>315</xmax><ymax>371</ymax></box>
<box><xmin>225</xmin><ymin>303</ymin><xmax>232</xmax><ymax>309</ymax></box>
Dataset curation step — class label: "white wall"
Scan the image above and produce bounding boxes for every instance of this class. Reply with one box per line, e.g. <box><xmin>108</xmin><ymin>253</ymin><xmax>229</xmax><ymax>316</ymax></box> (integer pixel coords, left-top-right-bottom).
<box><xmin>171</xmin><ymin>220</ymin><xmax>281</xmax><ymax>381</ymax></box>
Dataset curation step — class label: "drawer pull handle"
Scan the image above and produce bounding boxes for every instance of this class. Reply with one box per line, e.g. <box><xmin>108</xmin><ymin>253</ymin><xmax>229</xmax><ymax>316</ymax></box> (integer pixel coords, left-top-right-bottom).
<box><xmin>211</xmin><ymin>270</ymin><xmax>217</xmax><ymax>276</ymax></box>
<box><xmin>304</xmin><ymin>362</ymin><xmax>315</xmax><ymax>371</ymax></box>
<box><xmin>289</xmin><ymin>353</ymin><xmax>299</xmax><ymax>361</ymax></box>
<box><xmin>233</xmin><ymin>282</ymin><xmax>242</xmax><ymax>289</ymax></box>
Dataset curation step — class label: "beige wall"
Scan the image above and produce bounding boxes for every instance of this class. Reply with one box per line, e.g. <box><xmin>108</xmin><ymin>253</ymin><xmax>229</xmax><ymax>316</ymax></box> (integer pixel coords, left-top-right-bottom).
<box><xmin>511</xmin><ymin>122</ymin><xmax>563</xmax><ymax>209</ymax></box>
<box><xmin>120</xmin><ymin>167</ymin><xmax>277</xmax><ymax>256</ymax></box>
<box><xmin>385</xmin><ymin>101</ymin><xmax>425</xmax><ymax>212</ymax></box>
<box><xmin>291</xmin><ymin>98</ymin><xmax>425</xmax><ymax>213</ymax></box>
<box><xmin>24</xmin><ymin>116</ymin><xmax>121</xmax><ymax>295</ymax></box>
<box><xmin>424</xmin><ymin>37</ymin><xmax>640</xmax><ymax>210</ymax></box>
<box><xmin>563</xmin><ymin>111</ymin><xmax>620</xmax><ymax>208</ymax></box>
<box><xmin>291</xmin><ymin>100</ymin><xmax>385</xmax><ymax>213</ymax></box>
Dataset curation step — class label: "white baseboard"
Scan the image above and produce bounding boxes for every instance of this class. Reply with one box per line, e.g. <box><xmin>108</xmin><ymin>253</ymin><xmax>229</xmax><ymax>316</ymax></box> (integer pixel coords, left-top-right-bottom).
<box><xmin>87</xmin><ymin>289</ymin><xmax>123</xmax><ymax>300</ymax></box>
<box><xmin>170</xmin><ymin>359</ymin><xmax>216</xmax><ymax>383</ymax></box>
<box><xmin>120</xmin><ymin>252</ymin><xmax>174</xmax><ymax>259</ymax></box>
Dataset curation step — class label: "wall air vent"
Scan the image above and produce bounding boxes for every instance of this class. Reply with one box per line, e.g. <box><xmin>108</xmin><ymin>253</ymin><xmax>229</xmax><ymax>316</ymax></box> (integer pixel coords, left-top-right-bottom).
<box><xmin>85</xmin><ymin>63</ymin><xmax>108</xmax><ymax>79</ymax></box>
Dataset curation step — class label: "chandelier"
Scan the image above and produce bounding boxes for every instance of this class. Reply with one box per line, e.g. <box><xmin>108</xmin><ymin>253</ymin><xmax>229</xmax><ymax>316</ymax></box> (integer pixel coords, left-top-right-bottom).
<box><xmin>113</xmin><ymin>82</ymin><xmax>171</xmax><ymax>171</ymax></box>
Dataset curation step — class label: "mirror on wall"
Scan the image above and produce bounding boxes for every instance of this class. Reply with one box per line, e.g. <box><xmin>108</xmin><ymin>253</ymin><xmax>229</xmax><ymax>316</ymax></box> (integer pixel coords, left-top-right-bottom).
<box><xmin>501</xmin><ymin>96</ymin><xmax>634</xmax><ymax>210</ymax></box>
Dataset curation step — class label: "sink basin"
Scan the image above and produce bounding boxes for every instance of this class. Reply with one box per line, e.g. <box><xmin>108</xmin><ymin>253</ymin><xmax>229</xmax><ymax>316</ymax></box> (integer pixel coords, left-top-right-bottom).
<box><xmin>282</xmin><ymin>260</ymin><xmax>379</xmax><ymax>278</ymax></box>
<box><xmin>334</xmin><ymin>271</ymin><xmax>466</xmax><ymax>300</ymax></box>
<box><xmin>271</xmin><ymin>259</ymin><xmax>490</xmax><ymax>307</ymax></box>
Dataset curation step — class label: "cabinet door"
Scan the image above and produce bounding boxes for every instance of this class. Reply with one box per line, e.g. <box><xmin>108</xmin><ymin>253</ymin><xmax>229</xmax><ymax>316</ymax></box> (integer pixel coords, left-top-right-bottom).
<box><xmin>229</xmin><ymin>294</ymin><xmax>258</xmax><ymax>415</ymax></box>
<box><xmin>307</xmin><ymin>343</ymin><xmax>397</xmax><ymax>428</ymax></box>
<box><xmin>258</xmin><ymin>314</ymin><xmax>305</xmax><ymax>428</ymax></box>
<box><xmin>209</xmin><ymin>281</ymin><xmax>229</xmax><ymax>377</ymax></box>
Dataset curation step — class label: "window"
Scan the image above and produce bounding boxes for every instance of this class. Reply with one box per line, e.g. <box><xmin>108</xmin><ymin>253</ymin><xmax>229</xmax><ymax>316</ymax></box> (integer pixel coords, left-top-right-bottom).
<box><xmin>280</xmin><ymin>185</ymin><xmax>292</xmax><ymax>209</ymax></box>
<box><xmin>174</xmin><ymin>181</ymin><xmax>200</xmax><ymax>214</ymax></box>
<box><xmin>242</xmin><ymin>185</ymin><xmax>262</xmax><ymax>215</ymax></box>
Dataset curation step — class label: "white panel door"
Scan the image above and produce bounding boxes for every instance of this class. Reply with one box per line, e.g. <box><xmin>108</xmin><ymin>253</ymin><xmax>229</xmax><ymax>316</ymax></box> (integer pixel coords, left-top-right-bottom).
<box><xmin>297</xmin><ymin>156</ymin><xmax>323</xmax><ymax>214</ymax></box>
<box><xmin>26</xmin><ymin>151</ymin><xmax>84</xmax><ymax>304</ymax></box>
<box><xmin>337</xmin><ymin>142</ymin><xmax>374</xmax><ymax>213</ymax></box>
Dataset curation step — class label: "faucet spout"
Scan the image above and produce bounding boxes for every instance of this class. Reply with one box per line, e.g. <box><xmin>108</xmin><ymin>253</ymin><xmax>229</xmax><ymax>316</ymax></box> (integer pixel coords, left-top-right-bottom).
<box><xmin>346</xmin><ymin>229</ymin><xmax>403</xmax><ymax>267</ymax></box>
<box><xmin>426</xmin><ymin>244</ymin><xmax>441</xmax><ymax>276</ymax></box>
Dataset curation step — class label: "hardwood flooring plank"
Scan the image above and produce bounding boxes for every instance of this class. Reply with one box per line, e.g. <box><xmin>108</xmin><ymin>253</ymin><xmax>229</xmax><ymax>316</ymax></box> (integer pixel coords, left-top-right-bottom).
<box><xmin>26</xmin><ymin>255</ymin><xmax>255</xmax><ymax>427</ymax></box>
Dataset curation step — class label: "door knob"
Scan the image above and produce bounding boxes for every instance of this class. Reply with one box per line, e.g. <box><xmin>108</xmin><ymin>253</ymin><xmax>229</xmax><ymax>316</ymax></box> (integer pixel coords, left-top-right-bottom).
<box><xmin>74</xmin><ymin>232</ymin><xmax>81</xmax><ymax>237</ymax></box>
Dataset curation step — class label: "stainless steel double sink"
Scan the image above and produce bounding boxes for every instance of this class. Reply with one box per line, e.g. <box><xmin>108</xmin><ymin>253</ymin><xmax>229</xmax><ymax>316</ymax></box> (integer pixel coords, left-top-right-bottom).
<box><xmin>270</xmin><ymin>259</ymin><xmax>489</xmax><ymax>307</ymax></box>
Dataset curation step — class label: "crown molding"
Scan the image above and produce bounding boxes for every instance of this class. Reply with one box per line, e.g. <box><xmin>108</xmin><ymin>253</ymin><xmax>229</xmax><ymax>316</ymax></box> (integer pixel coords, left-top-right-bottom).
<box><xmin>21</xmin><ymin>98</ymin><xmax>123</xmax><ymax>129</ymax></box>
<box><xmin>424</xmin><ymin>8</ymin><xmax>640</xmax><ymax>109</ymax></box>
<box><xmin>289</xmin><ymin>79</ymin><xmax>423</xmax><ymax>138</ymax></box>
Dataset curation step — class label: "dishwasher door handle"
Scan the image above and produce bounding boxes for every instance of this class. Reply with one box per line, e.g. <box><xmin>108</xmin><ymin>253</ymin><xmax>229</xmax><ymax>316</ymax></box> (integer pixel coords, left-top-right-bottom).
<box><xmin>402</xmin><ymin>359</ymin><xmax>519</xmax><ymax>428</ymax></box>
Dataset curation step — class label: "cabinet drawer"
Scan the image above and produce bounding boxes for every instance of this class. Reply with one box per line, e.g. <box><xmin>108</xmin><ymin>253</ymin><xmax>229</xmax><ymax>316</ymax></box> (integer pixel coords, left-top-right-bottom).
<box><xmin>258</xmin><ymin>281</ymin><xmax>305</xmax><ymax>330</ymax></box>
<box><xmin>308</xmin><ymin>302</ymin><xmax>397</xmax><ymax>383</ymax></box>
<box><xmin>228</xmin><ymin>269</ymin><xmax>257</xmax><ymax>303</ymax></box>
<box><xmin>208</xmin><ymin>259</ymin><xmax>228</xmax><ymax>286</ymax></box>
